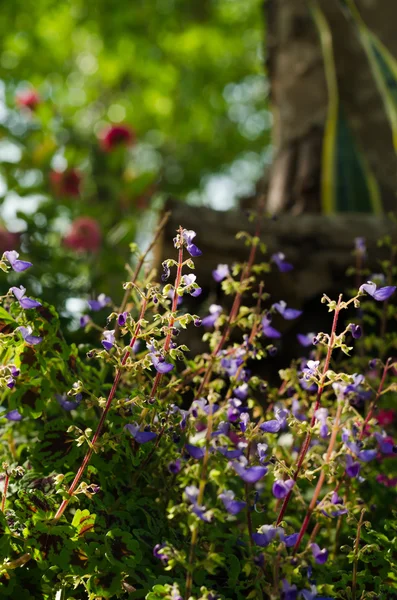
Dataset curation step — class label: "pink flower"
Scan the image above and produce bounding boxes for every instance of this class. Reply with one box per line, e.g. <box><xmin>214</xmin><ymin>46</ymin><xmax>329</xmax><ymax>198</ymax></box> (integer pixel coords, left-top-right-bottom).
<box><xmin>50</xmin><ymin>169</ymin><xmax>82</xmax><ymax>197</ymax></box>
<box><xmin>15</xmin><ymin>89</ymin><xmax>40</xmax><ymax>111</ymax></box>
<box><xmin>377</xmin><ymin>409</ymin><xmax>395</xmax><ymax>427</ymax></box>
<box><xmin>63</xmin><ymin>217</ymin><xmax>101</xmax><ymax>253</ymax></box>
<box><xmin>99</xmin><ymin>124</ymin><xmax>135</xmax><ymax>152</ymax></box>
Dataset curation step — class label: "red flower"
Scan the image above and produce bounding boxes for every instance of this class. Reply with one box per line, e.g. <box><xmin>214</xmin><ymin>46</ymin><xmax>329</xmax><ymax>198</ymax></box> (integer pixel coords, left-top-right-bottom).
<box><xmin>15</xmin><ymin>89</ymin><xmax>40</xmax><ymax>111</ymax></box>
<box><xmin>50</xmin><ymin>169</ymin><xmax>82</xmax><ymax>197</ymax></box>
<box><xmin>0</xmin><ymin>228</ymin><xmax>20</xmax><ymax>255</ymax></box>
<box><xmin>377</xmin><ymin>409</ymin><xmax>396</xmax><ymax>427</ymax></box>
<box><xmin>63</xmin><ymin>217</ymin><xmax>101</xmax><ymax>253</ymax></box>
<box><xmin>99</xmin><ymin>124</ymin><xmax>135</xmax><ymax>152</ymax></box>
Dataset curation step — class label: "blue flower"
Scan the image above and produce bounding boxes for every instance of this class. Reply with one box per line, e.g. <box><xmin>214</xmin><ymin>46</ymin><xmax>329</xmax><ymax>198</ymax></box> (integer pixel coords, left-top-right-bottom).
<box><xmin>257</xmin><ymin>443</ymin><xmax>268</xmax><ymax>463</ymax></box>
<box><xmin>272</xmin><ymin>479</ymin><xmax>295</xmax><ymax>499</ymax></box>
<box><xmin>349</xmin><ymin>323</ymin><xmax>362</xmax><ymax>339</ymax></box>
<box><xmin>281</xmin><ymin>579</ymin><xmax>298</xmax><ymax>600</ymax></box>
<box><xmin>4</xmin><ymin>250</ymin><xmax>32</xmax><ymax>272</ymax></box>
<box><xmin>184</xmin><ymin>485</ymin><xmax>211</xmax><ymax>522</ymax></box>
<box><xmin>231</xmin><ymin>460</ymin><xmax>268</xmax><ymax>483</ymax></box>
<box><xmin>101</xmin><ymin>330</ymin><xmax>115</xmax><ymax>352</ymax></box>
<box><xmin>168</xmin><ymin>459</ymin><xmax>181</xmax><ymax>474</ymax></box>
<box><xmin>354</xmin><ymin>237</ymin><xmax>366</xmax><ymax>258</ymax></box>
<box><xmin>310</xmin><ymin>543</ymin><xmax>328</xmax><ymax>564</ymax></box>
<box><xmin>252</xmin><ymin>525</ymin><xmax>283</xmax><ymax>547</ymax></box>
<box><xmin>80</xmin><ymin>315</ymin><xmax>91</xmax><ymax>328</ymax></box>
<box><xmin>125</xmin><ymin>423</ymin><xmax>156</xmax><ymax>443</ymax></box>
<box><xmin>219</xmin><ymin>490</ymin><xmax>247</xmax><ymax>515</ymax></box>
<box><xmin>217</xmin><ymin>446</ymin><xmax>243</xmax><ymax>459</ymax></box>
<box><xmin>297</xmin><ymin>332</ymin><xmax>316</xmax><ymax>347</ymax></box>
<box><xmin>56</xmin><ymin>393</ymin><xmax>82</xmax><ymax>411</ymax></box>
<box><xmin>150</xmin><ymin>353</ymin><xmax>174</xmax><ymax>374</ymax></box>
<box><xmin>182</xmin><ymin>230</ymin><xmax>202</xmax><ymax>257</ymax></box>
<box><xmin>260</xmin><ymin>408</ymin><xmax>288</xmax><ymax>433</ymax></box>
<box><xmin>262</xmin><ymin>315</ymin><xmax>281</xmax><ymax>339</ymax></box>
<box><xmin>5</xmin><ymin>409</ymin><xmax>22</xmax><ymax>421</ymax></box>
<box><xmin>201</xmin><ymin>304</ymin><xmax>222</xmax><ymax>328</ymax></box>
<box><xmin>182</xmin><ymin>274</ymin><xmax>202</xmax><ymax>297</ymax></box>
<box><xmin>117</xmin><ymin>311</ymin><xmax>129</xmax><ymax>326</ymax></box>
<box><xmin>10</xmin><ymin>286</ymin><xmax>41</xmax><ymax>309</ymax></box>
<box><xmin>17</xmin><ymin>326</ymin><xmax>42</xmax><ymax>345</ymax></box>
<box><xmin>213</xmin><ymin>264</ymin><xmax>230</xmax><ymax>282</ymax></box>
<box><xmin>273</xmin><ymin>300</ymin><xmax>302</xmax><ymax>320</ymax></box>
<box><xmin>345</xmin><ymin>455</ymin><xmax>361</xmax><ymax>478</ymax></box>
<box><xmin>87</xmin><ymin>293</ymin><xmax>111</xmax><ymax>311</ymax></box>
<box><xmin>315</xmin><ymin>408</ymin><xmax>329</xmax><ymax>438</ymax></box>
<box><xmin>233</xmin><ymin>383</ymin><xmax>249</xmax><ymax>400</ymax></box>
<box><xmin>283</xmin><ymin>533</ymin><xmax>299</xmax><ymax>548</ymax></box>
<box><xmin>271</xmin><ymin>252</ymin><xmax>293</xmax><ymax>273</ymax></box>
<box><xmin>359</xmin><ymin>281</ymin><xmax>396</xmax><ymax>301</ymax></box>
<box><xmin>185</xmin><ymin>444</ymin><xmax>205</xmax><ymax>459</ymax></box>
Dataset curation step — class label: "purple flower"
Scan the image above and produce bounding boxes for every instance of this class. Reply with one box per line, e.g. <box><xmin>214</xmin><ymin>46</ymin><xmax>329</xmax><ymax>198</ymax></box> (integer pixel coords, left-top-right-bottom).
<box><xmin>80</xmin><ymin>315</ymin><xmax>91</xmax><ymax>328</ymax></box>
<box><xmin>201</xmin><ymin>304</ymin><xmax>222</xmax><ymax>328</ymax></box>
<box><xmin>4</xmin><ymin>250</ymin><xmax>32</xmax><ymax>272</ymax></box>
<box><xmin>240</xmin><ymin>412</ymin><xmax>250</xmax><ymax>433</ymax></box>
<box><xmin>149</xmin><ymin>349</ymin><xmax>174</xmax><ymax>373</ymax></box>
<box><xmin>182</xmin><ymin>230</ymin><xmax>202</xmax><ymax>257</ymax></box>
<box><xmin>252</xmin><ymin>525</ymin><xmax>282</xmax><ymax>547</ymax></box>
<box><xmin>283</xmin><ymin>533</ymin><xmax>299</xmax><ymax>548</ymax></box>
<box><xmin>87</xmin><ymin>293</ymin><xmax>111</xmax><ymax>311</ymax></box>
<box><xmin>185</xmin><ymin>485</ymin><xmax>211</xmax><ymax>522</ymax></box>
<box><xmin>217</xmin><ymin>446</ymin><xmax>243</xmax><ymax>459</ymax></box>
<box><xmin>345</xmin><ymin>455</ymin><xmax>361</xmax><ymax>478</ymax></box>
<box><xmin>221</xmin><ymin>355</ymin><xmax>244</xmax><ymax>378</ymax></box>
<box><xmin>17</xmin><ymin>326</ymin><xmax>42</xmax><ymax>345</ymax></box>
<box><xmin>219</xmin><ymin>490</ymin><xmax>247</xmax><ymax>515</ymax></box>
<box><xmin>233</xmin><ymin>383</ymin><xmax>249</xmax><ymax>400</ymax></box>
<box><xmin>374</xmin><ymin>431</ymin><xmax>395</xmax><ymax>454</ymax></box>
<box><xmin>260</xmin><ymin>408</ymin><xmax>288</xmax><ymax>433</ymax></box>
<box><xmin>281</xmin><ymin>579</ymin><xmax>298</xmax><ymax>600</ymax></box>
<box><xmin>161</xmin><ymin>262</ymin><xmax>171</xmax><ymax>282</ymax></box>
<box><xmin>185</xmin><ymin>444</ymin><xmax>205</xmax><ymax>459</ymax></box>
<box><xmin>231</xmin><ymin>461</ymin><xmax>268</xmax><ymax>483</ymax></box>
<box><xmin>6</xmin><ymin>377</ymin><xmax>15</xmax><ymax>389</ymax></box>
<box><xmin>349</xmin><ymin>323</ymin><xmax>362</xmax><ymax>339</ymax></box>
<box><xmin>168</xmin><ymin>459</ymin><xmax>181</xmax><ymax>474</ymax></box>
<box><xmin>359</xmin><ymin>281</ymin><xmax>396</xmax><ymax>301</ymax></box>
<box><xmin>257</xmin><ymin>443</ymin><xmax>268</xmax><ymax>463</ymax></box>
<box><xmin>5</xmin><ymin>409</ymin><xmax>22</xmax><ymax>421</ymax></box>
<box><xmin>301</xmin><ymin>360</ymin><xmax>320</xmax><ymax>382</ymax></box>
<box><xmin>182</xmin><ymin>274</ymin><xmax>202</xmax><ymax>297</ymax></box>
<box><xmin>213</xmin><ymin>264</ymin><xmax>230</xmax><ymax>282</ymax></box>
<box><xmin>101</xmin><ymin>330</ymin><xmax>115</xmax><ymax>352</ymax></box>
<box><xmin>153</xmin><ymin>543</ymin><xmax>169</xmax><ymax>564</ymax></box>
<box><xmin>271</xmin><ymin>252</ymin><xmax>293</xmax><ymax>273</ymax></box>
<box><xmin>262</xmin><ymin>315</ymin><xmax>281</xmax><ymax>339</ymax></box>
<box><xmin>292</xmin><ymin>399</ymin><xmax>306</xmax><ymax>422</ymax></box>
<box><xmin>117</xmin><ymin>311</ymin><xmax>129</xmax><ymax>326</ymax></box>
<box><xmin>273</xmin><ymin>300</ymin><xmax>302</xmax><ymax>320</ymax></box>
<box><xmin>355</xmin><ymin>237</ymin><xmax>366</xmax><ymax>258</ymax></box>
<box><xmin>272</xmin><ymin>479</ymin><xmax>295</xmax><ymax>499</ymax></box>
<box><xmin>125</xmin><ymin>423</ymin><xmax>156</xmax><ymax>443</ymax></box>
<box><xmin>311</xmin><ymin>543</ymin><xmax>328</xmax><ymax>564</ymax></box>
<box><xmin>10</xmin><ymin>366</ymin><xmax>19</xmax><ymax>378</ymax></box>
<box><xmin>315</xmin><ymin>408</ymin><xmax>329</xmax><ymax>438</ymax></box>
<box><xmin>10</xmin><ymin>286</ymin><xmax>41</xmax><ymax>309</ymax></box>
<box><xmin>297</xmin><ymin>333</ymin><xmax>316</xmax><ymax>347</ymax></box>
<box><xmin>56</xmin><ymin>393</ymin><xmax>82</xmax><ymax>411</ymax></box>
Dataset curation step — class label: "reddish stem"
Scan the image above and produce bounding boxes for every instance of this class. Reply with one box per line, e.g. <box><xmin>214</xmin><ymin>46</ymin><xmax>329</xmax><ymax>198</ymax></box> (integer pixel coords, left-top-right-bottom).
<box><xmin>53</xmin><ymin>297</ymin><xmax>148</xmax><ymax>521</ymax></box>
<box><xmin>276</xmin><ymin>295</ymin><xmax>342</xmax><ymax>526</ymax></box>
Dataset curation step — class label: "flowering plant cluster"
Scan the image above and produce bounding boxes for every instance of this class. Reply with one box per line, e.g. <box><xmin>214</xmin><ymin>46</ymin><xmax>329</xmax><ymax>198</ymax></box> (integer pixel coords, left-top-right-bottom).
<box><xmin>0</xmin><ymin>223</ymin><xmax>396</xmax><ymax>600</ymax></box>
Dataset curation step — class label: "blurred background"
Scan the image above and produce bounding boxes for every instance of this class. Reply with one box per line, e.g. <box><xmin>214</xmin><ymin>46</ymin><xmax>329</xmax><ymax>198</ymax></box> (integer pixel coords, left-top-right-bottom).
<box><xmin>1</xmin><ymin>0</ymin><xmax>397</xmax><ymax>336</ymax></box>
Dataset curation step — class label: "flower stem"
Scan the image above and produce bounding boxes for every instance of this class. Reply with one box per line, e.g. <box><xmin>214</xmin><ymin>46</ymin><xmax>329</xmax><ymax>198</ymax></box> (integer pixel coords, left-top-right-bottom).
<box><xmin>1</xmin><ymin>472</ymin><xmax>9</xmax><ymax>513</ymax></box>
<box><xmin>293</xmin><ymin>400</ymin><xmax>344</xmax><ymax>553</ymax></box>
<box><xmin>276</xmin><ymin>295</ymin><xmax>342</xmax><ymax>526</ymax></box>
<box><xmin>53</xmin><ymin>297</ymin><xmax>148</xmax><ymax>521</ymax></box>
<box><xmin>352</xmin><ymin>508</ymin><xmax>365</xmax><ymax>600</ymax></box>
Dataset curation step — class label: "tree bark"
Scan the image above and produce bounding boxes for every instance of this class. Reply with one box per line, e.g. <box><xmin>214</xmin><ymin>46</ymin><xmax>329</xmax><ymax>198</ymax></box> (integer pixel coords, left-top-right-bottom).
<box><xmin>265</xmin><ymin>0</ymin><xmax>397</xmax><ymax>214</ymax></box>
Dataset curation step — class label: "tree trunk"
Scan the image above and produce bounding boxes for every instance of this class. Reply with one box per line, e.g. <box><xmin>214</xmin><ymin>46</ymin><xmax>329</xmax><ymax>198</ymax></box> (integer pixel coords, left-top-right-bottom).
<box><xmin>265</xmin><ymin>0</ymin><xmax>397</xmax><ymax>214</ymax></box>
